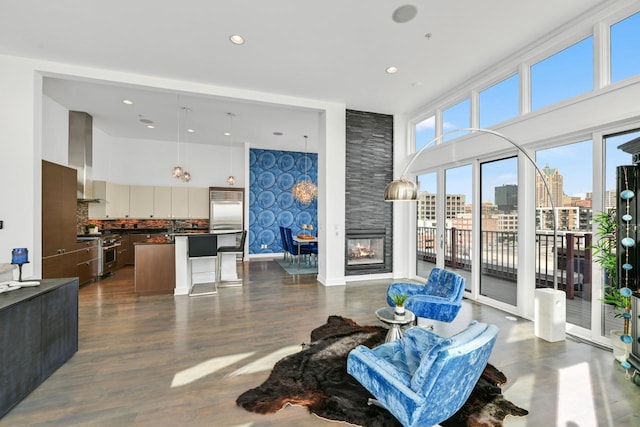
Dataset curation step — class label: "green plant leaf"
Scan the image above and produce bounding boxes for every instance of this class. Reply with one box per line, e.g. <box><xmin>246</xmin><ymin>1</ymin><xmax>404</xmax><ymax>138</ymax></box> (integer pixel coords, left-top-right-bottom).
<box><xmin>390</xmin><ymin>292</ymin><xmax>408</xmax><ymax>306</ymax></box>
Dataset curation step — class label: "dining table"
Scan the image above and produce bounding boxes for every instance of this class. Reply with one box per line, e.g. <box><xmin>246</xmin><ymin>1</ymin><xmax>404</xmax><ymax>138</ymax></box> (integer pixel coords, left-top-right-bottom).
<box><xmin>292</xmin><ymin>235</ymin><xmax>318</xmax><ymax>270</ymax></box>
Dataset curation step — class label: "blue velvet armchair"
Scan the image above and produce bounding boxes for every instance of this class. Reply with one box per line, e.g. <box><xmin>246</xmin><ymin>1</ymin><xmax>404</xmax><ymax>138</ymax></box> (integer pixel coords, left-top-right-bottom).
<box><xmin>346</xmin><ymin>321</ymin><xmax>498</xmax><ymax>427</ymax></box>
<box><xmin>387</xmin><ymin>267</ymin><xmax>465</xmax><ymax>323</ymax></box>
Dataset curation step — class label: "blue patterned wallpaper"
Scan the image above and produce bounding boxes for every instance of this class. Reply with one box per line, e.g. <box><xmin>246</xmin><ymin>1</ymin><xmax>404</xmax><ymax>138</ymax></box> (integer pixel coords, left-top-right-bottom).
<box><xmin>249</xmin><ymin>148</ymin><xmax>318</xmax><ymax>254</ymax></box>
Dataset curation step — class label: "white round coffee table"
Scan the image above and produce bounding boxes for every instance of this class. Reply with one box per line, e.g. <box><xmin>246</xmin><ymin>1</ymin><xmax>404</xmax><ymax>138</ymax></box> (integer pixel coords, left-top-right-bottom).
<box><xmin>375</xmin><ymin>306</ymin><xmax>416</xmax><ymax>342</ymax></box>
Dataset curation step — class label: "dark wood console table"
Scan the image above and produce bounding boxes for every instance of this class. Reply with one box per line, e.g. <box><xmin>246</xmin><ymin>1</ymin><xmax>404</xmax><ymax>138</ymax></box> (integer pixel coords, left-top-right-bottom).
<box><xmin>0</xmin><ymin>278</ymin><xmax>78</xmax><ymax>418</ymax></box>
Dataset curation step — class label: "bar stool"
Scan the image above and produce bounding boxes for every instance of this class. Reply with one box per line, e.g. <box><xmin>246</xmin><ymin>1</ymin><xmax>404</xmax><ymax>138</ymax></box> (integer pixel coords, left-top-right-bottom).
<box><xmin>187</xmin><ymin>234</ymin><xmax>218</xmax><ymax>296</ymax></box>
<box><xmin>216</xmin><ymin>230</ymin><xmax>247</xmax><ymax>287</ymax></box>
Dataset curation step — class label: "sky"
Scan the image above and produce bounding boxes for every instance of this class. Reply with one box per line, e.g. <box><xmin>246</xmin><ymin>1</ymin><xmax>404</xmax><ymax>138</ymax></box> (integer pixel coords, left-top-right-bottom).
<box><xmin>414</xmin><ymin>11</ymin><xmax>640</xmax><ymax>204</ymax></box>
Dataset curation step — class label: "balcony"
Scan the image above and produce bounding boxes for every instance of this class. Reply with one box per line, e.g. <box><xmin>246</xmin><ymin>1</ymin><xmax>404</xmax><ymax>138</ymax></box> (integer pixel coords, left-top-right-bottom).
<box><xmin>416</xmin><ymin>226</ymin><xmax>619</xmax><ymax>331</ymax></box>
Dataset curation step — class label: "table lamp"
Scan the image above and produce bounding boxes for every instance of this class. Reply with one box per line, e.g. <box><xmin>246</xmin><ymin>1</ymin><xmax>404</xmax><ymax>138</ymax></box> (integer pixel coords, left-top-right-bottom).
<box><xmin>11</xmin><ymin>248</ymin><xmax>29</xmax><ymax>282</ymax></box>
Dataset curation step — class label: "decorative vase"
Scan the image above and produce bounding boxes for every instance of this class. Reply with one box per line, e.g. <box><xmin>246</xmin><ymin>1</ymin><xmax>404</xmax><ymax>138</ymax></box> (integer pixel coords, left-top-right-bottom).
<box><xmin>611</xmin><ymin>330</ymin><xmax>632</xmax><ymax>362</ymax></box>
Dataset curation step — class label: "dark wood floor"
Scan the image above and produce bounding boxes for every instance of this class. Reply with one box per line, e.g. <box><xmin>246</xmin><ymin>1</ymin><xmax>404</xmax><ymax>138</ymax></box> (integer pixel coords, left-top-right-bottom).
<box><xmin>2</xmin><ymin>260</ymin><xmax>640</xmax><ymax>426</ymax></box>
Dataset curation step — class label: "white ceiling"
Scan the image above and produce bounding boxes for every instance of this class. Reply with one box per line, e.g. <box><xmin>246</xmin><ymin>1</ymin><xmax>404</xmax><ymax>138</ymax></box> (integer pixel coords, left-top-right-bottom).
<box><xmin>0</xmin><ymin>0</ymin><xmax>609</xmax><ymax>152</ymax></box>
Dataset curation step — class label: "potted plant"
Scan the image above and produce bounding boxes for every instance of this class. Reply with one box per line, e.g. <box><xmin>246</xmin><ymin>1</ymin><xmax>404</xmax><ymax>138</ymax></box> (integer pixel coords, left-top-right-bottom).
<box><xmin>87</xmin><ymin>223</ymin><xmax>98</xmax><ymax>234</ymax></box>
<box><xmin>390</xmin><ymin>292</ymin><xmax>408</xmax><ymax>317</ymax></box>
<box><xmin>590</xmin><ymin>209</ymin><xmax>633</xmax><ymax>361</ymax></box>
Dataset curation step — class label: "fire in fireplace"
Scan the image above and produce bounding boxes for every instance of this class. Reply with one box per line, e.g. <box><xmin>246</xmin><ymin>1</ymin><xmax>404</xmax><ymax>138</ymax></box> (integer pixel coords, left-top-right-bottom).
<box><xmin>349</xmin><ymin>242</ymin><xmax>378</xmax><ymax>261</ymax></box>
<box><xmin>346</xmin><ymin>234</ymin><xmax>385</xmax><ymax>266</ymax></box>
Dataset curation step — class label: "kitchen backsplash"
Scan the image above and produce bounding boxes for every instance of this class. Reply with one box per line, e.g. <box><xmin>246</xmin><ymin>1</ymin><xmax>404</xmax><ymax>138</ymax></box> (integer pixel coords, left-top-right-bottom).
<box><xmin>77</xmin><ymin>202</ymin><xmax>208</xmax><ymax>234</ymax></box>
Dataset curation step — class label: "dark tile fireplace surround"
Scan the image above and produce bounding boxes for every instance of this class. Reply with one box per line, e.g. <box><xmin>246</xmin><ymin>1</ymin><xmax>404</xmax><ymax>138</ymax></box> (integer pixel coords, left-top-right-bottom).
<box><xmin>345</xmin><ymin>110</ymin><xmax>393</xmax><ymax>275</ymax></box>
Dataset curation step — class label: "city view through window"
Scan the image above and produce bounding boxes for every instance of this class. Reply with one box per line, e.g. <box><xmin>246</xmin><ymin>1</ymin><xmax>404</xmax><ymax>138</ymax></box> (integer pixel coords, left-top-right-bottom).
<box><xmin>413</xmin><ymin>10</ymin><xmax>640</xmax><ymax>333</ymax></box>
<box><xmin>415</xmin><ymin>133</ymin><xmax>639</xmax><ymax>330</ymax></box>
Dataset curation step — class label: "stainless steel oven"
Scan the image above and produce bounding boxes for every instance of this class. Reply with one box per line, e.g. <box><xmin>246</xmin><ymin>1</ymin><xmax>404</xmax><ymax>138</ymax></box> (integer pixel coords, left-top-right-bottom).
<box><xmin>101</xmin><ymin>234</ymin><xmax>121</xmax><ymax>277</ymax></box>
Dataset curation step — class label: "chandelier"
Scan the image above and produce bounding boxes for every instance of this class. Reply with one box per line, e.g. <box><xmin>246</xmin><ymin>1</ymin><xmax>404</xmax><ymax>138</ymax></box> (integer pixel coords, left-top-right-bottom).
<box><xmin>172</xmin><ymin>98</ymin><xmax>191</xmax><ymax>182</ymax></box>
<box><xmin>291</xmin><ymin>135</ymin><xmax>317</xmax><ymax>204</ymax></box>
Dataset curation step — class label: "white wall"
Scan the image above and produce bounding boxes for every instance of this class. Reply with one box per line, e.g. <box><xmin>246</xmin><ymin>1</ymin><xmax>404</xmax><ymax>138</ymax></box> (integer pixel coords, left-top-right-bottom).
<box><xmin>42</xmin><ymin>95</ymin><xmax>68</xmax><ymax>165</ymax></box>
<box><xmin>42</xmin><ymin>95</ymin><xmax>247</xmax><ymax>188</ymax></box>
<box><xmin>0</xmin><ymin>55</ymin><xmax>40</xmax><ymax>279</ymax></box>
<box><xmin>317</xmin><ymin>107</ymin><xmax>347</xmax><ymax>286</ymax></box>
<box><xmin>92</xmin><ymin>132</ymin><xmax>247</xmax><ymax>188</ymax></box>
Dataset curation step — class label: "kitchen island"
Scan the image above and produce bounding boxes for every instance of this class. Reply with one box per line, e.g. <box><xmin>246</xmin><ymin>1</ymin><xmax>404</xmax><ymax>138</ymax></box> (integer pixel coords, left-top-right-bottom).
<box><xmin>173</xmin><ymin>231</ymin><xmax>241</xmax><ymax>296</ymax></box>
<box><xmin>134</xmin><ymin>237</ymin><xmax>175</xmax><ymax>296</ymax></box>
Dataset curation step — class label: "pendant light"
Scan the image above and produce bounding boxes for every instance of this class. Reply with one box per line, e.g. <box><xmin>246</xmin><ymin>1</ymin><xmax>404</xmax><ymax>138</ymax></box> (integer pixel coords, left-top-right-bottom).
<box><xmin>291</xmin><ymin>135</ymin><xmax>317</xmax><ymax>204</ymax></box>
<box><xmin>226</xmin><ymin>112</ymin><xmax>236</xmax><ymax>186</ymax></box>
<box><xmin>172</xmin><ymin>95</ymin><xmax>184</xmax><ymax>179</ymax></box>
<box><xmin>171</xmin><ymin>96</ymin><xmax>191</xmax><ymax>182</ymax></box>
<box><xmin>180</xmin><ymin>107</ymin><xmax>192</xmax><ymax>182</ymax></box>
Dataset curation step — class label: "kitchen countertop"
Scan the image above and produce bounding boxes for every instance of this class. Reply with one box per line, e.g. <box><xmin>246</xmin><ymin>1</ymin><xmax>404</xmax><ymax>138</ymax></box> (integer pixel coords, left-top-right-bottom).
<box><xmin>107</xmin><ymin>228</ymin><xmax>209</xmax><ymax>233</ymax></box>
<box><xmin>169</xmin><ymin>231</ymin><xmax>209</xmax><ymax>236</ymax></box>
<box><xmin>77</xmin><ymin>235</ymin><xmax>101</xmax><ymax>240</ymax></box>
<box><xmin>135</xmin><ymin>236</ymin><xmax>175</xmax><ymax>245</ymax></box>
<box><xmin>171</xmin><ymin>230</ymin><xmax>241</xmax><ymax>236</ymax></box>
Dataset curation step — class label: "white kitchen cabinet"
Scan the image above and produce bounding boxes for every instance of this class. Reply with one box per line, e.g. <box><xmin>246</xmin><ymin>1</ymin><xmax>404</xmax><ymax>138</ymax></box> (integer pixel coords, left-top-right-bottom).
<box><xmin>89</xmin><ymin>182</ymin><xmax>209</xmax><ymax>220</ymax></box>
<box><xmin>188</xmin><ymin>187</ymin><xmax>210</xmax><ymax>218</ymax></box>
<box><xmin>88</xmin><ymin>181</ymin><xmax>107</xmax><ymax>219</ymax></box>
<box><xmin>129</xmin><ymin>185</ymin><xmax>155</xmax><ymax>218</ymax></box>
<box><xmin>111</xmin><ymin>183</ymin><xmax>130</xmax><ymax>218</ymax></box>
<box><xmin>153</xmin><ymin>187</ymin><xmax>172</xmax><ymax>218</ymax></box>
<box><xmin>171</xmin><ymin>187</ymin><xmax>189</xmax><ymax>219</ymax></box>
<box><xmin>88</xmin><ymin>181</ymin><xmax>130</xmax><ymax>219</ymax></box>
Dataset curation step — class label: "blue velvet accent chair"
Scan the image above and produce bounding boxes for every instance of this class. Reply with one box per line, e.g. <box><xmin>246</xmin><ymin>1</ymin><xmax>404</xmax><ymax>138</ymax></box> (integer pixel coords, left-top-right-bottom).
<box><xmin>346</xmin><ymin>321</ymin><xmax>499</xmax><ymax>427</ymax></box>
<box><xmin>387</xmin><ymin>267</ymin><xmax>465</xmax><ymax>323</ymax></box>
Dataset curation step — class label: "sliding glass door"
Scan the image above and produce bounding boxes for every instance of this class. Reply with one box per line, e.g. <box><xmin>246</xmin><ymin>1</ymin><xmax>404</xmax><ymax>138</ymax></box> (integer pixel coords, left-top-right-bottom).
<box><xmin>416</xmin><ymin>172</ymin><xmax>437</xmax><ymax>278</ymax></box>
<box><xmin>536</xmin><ymin>140</ymin><xmax>593</xmax><ymax>331</ymax></box>
<box><xmin>445</xmin><ymin>165</ymin><xmax>472</xmax><ymax>291</ymax></box>
<box><xmin>479</xmin><ymin>157</ymin><xmax>518</xmax><ymax>305</ymax></box>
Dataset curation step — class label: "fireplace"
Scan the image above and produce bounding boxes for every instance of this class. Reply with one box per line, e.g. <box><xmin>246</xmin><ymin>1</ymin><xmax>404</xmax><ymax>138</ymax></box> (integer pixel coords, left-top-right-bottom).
<box><xmin>345</xmin><ymin>230</ymin><xmax>386</xmax><ymax>274</ymax></box>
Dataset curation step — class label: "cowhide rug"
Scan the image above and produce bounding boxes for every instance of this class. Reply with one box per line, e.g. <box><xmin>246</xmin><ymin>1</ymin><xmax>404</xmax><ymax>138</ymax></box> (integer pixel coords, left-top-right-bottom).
<box><xmin>236</xmin><ymin>315</ymin><xmax>528</xmax><ymax>427</ymax></box>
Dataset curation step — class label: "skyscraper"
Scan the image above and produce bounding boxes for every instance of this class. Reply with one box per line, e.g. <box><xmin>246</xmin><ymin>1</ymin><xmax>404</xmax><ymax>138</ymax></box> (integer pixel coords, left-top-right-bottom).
<box><xmin>495</xmin><ymin>184</ymin><xmax>518</xmax><ymax>212</ymax></box>
<box><xmin>536</xmin><ymin>164</ymin><xmax>565</xmax><ymax>208</ymax></box>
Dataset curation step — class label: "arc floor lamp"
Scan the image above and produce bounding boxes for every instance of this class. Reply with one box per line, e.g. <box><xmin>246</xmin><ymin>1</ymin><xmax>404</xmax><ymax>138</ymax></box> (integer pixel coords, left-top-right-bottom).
<box><xmin>384</xmin><ymin>127</ymin><xmax>564</xmax><ymax>341</ymax></box>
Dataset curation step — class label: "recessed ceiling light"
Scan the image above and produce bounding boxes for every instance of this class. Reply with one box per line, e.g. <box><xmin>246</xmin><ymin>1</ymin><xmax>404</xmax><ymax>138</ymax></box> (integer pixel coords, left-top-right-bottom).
<box><xmin>224</xmin><ymin>132</ymin><xmax>231</xmax><ymax>136</ymax></box>
<box><xmin>122</xmin><ymin>99</ymin><xmax>133</xmax><ymax>105</ymax></box>
<box><xmin>392</xmin><ymin>5</ymin><xmax>418</xmax><ymax>23</ymax></box>
<box><xmin>146</xmin><ymin>125</ymin><xmax>155</xmax><ymax>129</ymax></box>
<box><xmin>386</xmin><ymin>66</ymin><xmax>398</xmax><ymax>74</ymax></box>
<box><xmin>273</xmin><ymin>131</ymin><xmax>283</xmax><ymax>136</ymax></box>
<box><xmin>229</xmin><ymin>34</ymin><xmax>245</xmax><ymax>45</ymax></box>
<box><xmin>187</xmin><ymin>129</ymin><xmax>195</xmax><ymax>133</ymax></box>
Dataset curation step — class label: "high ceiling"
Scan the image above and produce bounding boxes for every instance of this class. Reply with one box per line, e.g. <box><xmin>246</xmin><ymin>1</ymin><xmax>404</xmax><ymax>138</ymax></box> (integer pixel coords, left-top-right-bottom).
<box><xmin>0</xmin><ymin>0</ymin><xmax>608</xmax><ymax>151</ymax></box>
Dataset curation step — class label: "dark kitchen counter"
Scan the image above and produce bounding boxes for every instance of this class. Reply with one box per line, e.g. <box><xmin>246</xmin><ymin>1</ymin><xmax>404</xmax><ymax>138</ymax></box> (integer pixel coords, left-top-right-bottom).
<box><xmin>170</xmin><ymin>231</ymin><xmax>209</xmax><ymax>236</ymax></box>
<box><xmin>107</xmin><ymin>228</ymin><xmax>168</xmax><ymax>234</ymax></box>
<box><xmin>105</xmin><ymin>227</ymin><xmax>209</xmax><ymax>233</ymax></box>
<box><xmin>134</xmin><ymin>236</ymin><xmax>175</xmax><ymax>245</ymax></box>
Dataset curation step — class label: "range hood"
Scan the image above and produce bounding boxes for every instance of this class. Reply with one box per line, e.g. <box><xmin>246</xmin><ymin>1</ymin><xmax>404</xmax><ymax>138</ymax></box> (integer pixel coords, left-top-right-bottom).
<box><xmin>68</xmin><ymin>111</ymin><xmax>101</xmax><ymax>202</ymax></box>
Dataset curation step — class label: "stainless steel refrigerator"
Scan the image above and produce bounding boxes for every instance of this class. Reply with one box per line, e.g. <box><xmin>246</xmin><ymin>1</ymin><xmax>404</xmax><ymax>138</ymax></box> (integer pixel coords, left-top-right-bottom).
<box><xmin>209</xmin><ymin>188</ymin><xmax>244</xmax><ymax>233</ymax></box>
